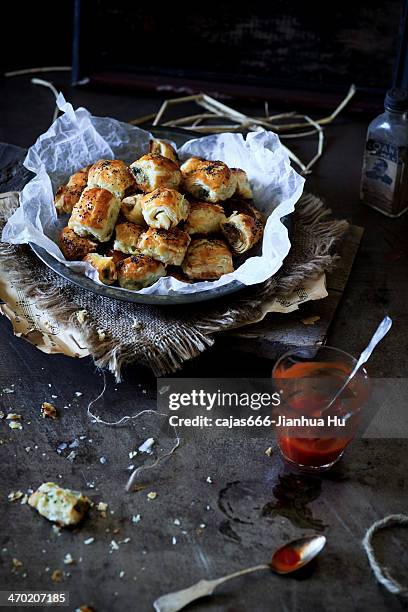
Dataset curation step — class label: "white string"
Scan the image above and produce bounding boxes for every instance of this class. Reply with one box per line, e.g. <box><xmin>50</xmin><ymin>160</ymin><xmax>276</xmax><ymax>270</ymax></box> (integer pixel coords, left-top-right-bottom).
<box><xmin>362</xmin><ymin>513</ymin><xmax>408</xmax><ymax>597</ymax></box>
<box><xmin>31</xmin><ymin>78</ymin><xmax>60</xmax><ymax>124</ymax></box>
<box><xmin>5</xmin><ymin>66</ymin><xmax>71</xmax><ymax>77</ymax></box>
<box><xmin>86</xmin><ymin>372</ymin><xmax>180</xmax><ymax>491</ymax></box>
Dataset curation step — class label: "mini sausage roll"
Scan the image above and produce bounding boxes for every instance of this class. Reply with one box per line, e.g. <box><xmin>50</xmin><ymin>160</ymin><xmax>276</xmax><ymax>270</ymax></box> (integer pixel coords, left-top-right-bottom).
<box><xmin>185</xmin><ymin>202</ymin><xmax>226</xmax><ymax>235</ymax></box>
<box><xmin>182</xmin><ymin>238</ymin><xmax>234</xmax><ymax>280</ymax></box>
<box><xmin>138</xmin><ymin>227</ymin><xmax>191</xmax><ymax>266</ymax></box>
<box><xmin>180</xmin><ymin>157</ymin><xmax>204</xmax><ymax>176</ymax></box>
<box><xmin>113</xmin><ymin>222</ymin><xmax>144</xmax><ymax>254</ymax></box>
<box><xmin>117</xmin><ymin>255</ymin><xmax>166</xmax><ymax>290</ymax></box>
<box><xmin>141</xmin><ymin>188</ymin><xmax>189</xmax><ymax>230</ymax></box>
<box><xmin>28</xmin><ymin>482</ymin><xmax>91</xmax><ymax>527</ymax></box>
<box><xmin>182</xmin><ymin>160</ymin><xmax>236</xmax><ymax>203</ymax></box>
<box><xmin>83</xmin><ymin>253</ymin><xmax>117</xmax><ymax>285</ymax></box>
<box><xmin>59</xmin><ymin>227</ymin><xmax>98</xmax><ymax>261</ymax></box>
<box><xmin>54</xmin><ymin>165</ymin><xmax>90</xmax><ymax>214</ymax></box>
<box><xmin>149</xmin><ymin>139</ymin><xmax>178</xmax><ymax>162</ymax></box>
<box><xmin>130</xmin><ymin>154</ymin><xmax>181</xmax><ymax>192</ymax></box>
<box><xmin>68</xmin><ymin>187</ymin><xmax>121</xmax><ymax>242</ymax></box>
<box><xmin>106</xmin><ymin>249</ymin><xmax>128</xmax><ymax>265</ymax></box>
<box><xmin>87</xmin><ymin>159</ymin><xmax>136</xmax><ymax>200</ymax></box>
<box><xmin>231</xmin><ymin>168</ymin><xmax>253</xmax><ymax>199</ymax></box>
<box><xmin>221</xmin><ymin>212</ymin><xmax>263</xmax><ymax>254</ymax></box>
<box><xmin>121</xmin><ymin>194</ymin><xmax>145</xmax><ymax>226</ymax></box>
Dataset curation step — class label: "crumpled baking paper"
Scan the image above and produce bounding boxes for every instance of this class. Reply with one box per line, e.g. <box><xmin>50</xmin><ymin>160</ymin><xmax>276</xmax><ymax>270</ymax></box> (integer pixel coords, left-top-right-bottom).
<box><xmin>2</xmin><ymin>94</ymin><xmax>305</xmax><ymax>296</ymax></box>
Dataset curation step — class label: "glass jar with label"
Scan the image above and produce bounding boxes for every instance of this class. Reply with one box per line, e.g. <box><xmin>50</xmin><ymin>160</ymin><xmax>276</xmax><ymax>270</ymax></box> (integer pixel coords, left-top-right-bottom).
<box><xmin>360</xmin><ymin>88</ymin><xmax>408</xmax><ymax>217</ymax></box>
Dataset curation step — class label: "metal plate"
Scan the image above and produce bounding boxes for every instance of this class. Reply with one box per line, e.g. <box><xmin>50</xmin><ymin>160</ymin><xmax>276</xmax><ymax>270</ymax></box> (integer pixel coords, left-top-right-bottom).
<box><xmin>29</xmin><ymin>127</ymin><xmax>292</xmax><ymax>306</ymax></box>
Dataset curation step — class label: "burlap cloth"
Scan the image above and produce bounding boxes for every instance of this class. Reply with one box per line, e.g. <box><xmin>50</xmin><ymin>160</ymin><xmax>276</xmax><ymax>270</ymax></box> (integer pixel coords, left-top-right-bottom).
<box><xmin>0</xmin><ymin>192</ymin><xmax>348</xmax><ymax>379</ymax></box>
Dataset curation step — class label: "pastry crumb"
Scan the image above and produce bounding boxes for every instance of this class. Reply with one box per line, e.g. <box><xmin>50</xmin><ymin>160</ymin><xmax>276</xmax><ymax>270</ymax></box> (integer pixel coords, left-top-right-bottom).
<box><xmin>41</xmin><ymin>402</ymin><xmax>58</xmax><ymax>419</ymax></box>
<box><xmin>301</xmin><ymin>315</ymin><xmax>321</xmax><ymax>325</ymax></box>
<box><xmin>265</xmin><ymin>447</ymin><xmax>273</xmax><ymax>457</ymax></box>
<box><xmin>147</xmin><ymin>491</ymin><xmax>157</xmax><ymax>500</ymax></box>
<box><xmin>76</xmin><ymin>310</ymin><xmax>88</xmax><ymax>324</ymax></box>
<box><xmin>51</xmin><ymin>569</ymin><xmax>63</xmax><ymax>582</ymax></box>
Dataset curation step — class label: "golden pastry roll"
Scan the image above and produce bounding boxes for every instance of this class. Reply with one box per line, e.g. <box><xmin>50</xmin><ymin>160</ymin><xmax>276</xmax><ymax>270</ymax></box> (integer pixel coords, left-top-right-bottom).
<box><xmin>182</xmin><ymin>159</ymin><xmax>236</xmax><ymax>202</ymax></box>
<box><xmin>185</xmin><ymin>202</ymin><xmax>226</xmax><ymax>235</ymax></box>
<box><xmin>28</xmin><ymin>482</ymin><xmax>91</xmax><ymax>527</ymax></box>
<box><xmin>182</xmin><ymin>238</ymin><xmax>234</xmax><ymax>280</ymax></box>
<box><xmin>113</xmin><ymin>222</ymin><xmax>144</xmax><ymax>254</ymax></box>
<box><xmin>117</xmin><ymin>254</ymin><xmax>166</xmax><ymax>290</ymax></box>
<box><xmin>83</xmin><ymin>253</ymin><xmax>117</xmax><ymax>285</ymax></box>
<box><xmin>106</xmin><ymin>249</ymin><xmax>128</xmax><ymax>265</ymax></box>
<box><xmin>221</xmin><ymin>212</ymin><xmax>263</xmax><ymax>254</ymax></box>
<box><xmin>121</xmin><ymin>194</ymin><xmax>145</xmax><ymax>225</ymax></box>
<box><xmin>87</xmin><ymin>159</ymin><xmax>136</xmax><ymax>199</ymax></box>
<box><xmin>141</xmin><ymin>188</ymin><xmax>189</xmax><ymax>230</ymax></box>
<box><xmin>54</xmin><ymin>165</ymin><xmax>90</xmax><ymax>214</ymax></box>
<box><xmin>59</xmin><ymin>227</ymin><xmax>98</xmax><ymax>261</ymax></box>
<box><xmin>231</xmin><ymin>168</ymin><xmax>253</xmax><ymax>199</ymax></box>
<box><xmin>130</xmin><ymin>153</ymin><xmax>181</xmax><ymax>192</ymax></box>
<box><xmin>149</xmin><ymin>139</ymin><xmax>179</xmax><ymax>162</ymax></box>
<box><xmin>180</xmin><ymin>157</ymin><xmax>204</xmax><ymax>175</ymax></box>
<box><xmin>138</xmin><ymin>227</ymin><xmax>191</xmax><ymax>266</ymax></box>
<box><xmin>68</xmin><ymin>187</ymin><xmax>121</xmax><ymax>242</ymax></box>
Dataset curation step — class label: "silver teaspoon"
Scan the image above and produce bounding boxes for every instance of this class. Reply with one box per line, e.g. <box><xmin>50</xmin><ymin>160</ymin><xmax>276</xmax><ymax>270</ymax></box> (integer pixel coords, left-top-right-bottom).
<box><xmin>153</xmin><ymin>535</ymin><xmax>326</xmax><ymax>612</ymax></box>
<box><xmin>322</xmin><ymin>315</ymin><xmax>392</xmax><ymax>416</ymax></box>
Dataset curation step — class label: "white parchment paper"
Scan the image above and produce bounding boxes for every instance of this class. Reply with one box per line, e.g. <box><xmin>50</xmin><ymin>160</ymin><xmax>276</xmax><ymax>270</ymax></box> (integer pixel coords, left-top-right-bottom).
<box><xmin>2</xmin><ymin>94</ymin><xmax>305</xmax><ymax>295</ymax></box>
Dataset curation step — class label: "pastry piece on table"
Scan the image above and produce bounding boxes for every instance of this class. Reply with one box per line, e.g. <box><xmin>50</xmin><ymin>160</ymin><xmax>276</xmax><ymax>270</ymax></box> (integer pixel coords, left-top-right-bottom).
<box><xmin>54</xmin><ymin>165</ymin><xmax>91</xmax><ymax>214</ymax></box>
<box><xmin>231</xmin><ymin>168</ymin><xmax>253</xmax><ymax>199</ymax></box>
<box><xmin>83</xmin><ymin>253</ymin><xmax>117</xmax><ymax>285</ymax></box>
<box><xmin>130</xmin><ymin>154</ymin><xmax>181</xmax><ymax>192</ymax></box>
<box><xmin>184</xmin><ymin>202</ymin><xmax>226</xmax><ymax>235</ymax></box>
<box><xmin>68</xmin><ymin>187</ymin><xmax>121</xmax><ymax>242</ymax></box>
<box><xmin>182</xmin><ymin>160</ymin><xmax>236</xmax><ymax>202</ymax></box>
<box><xmin>149</xmin><ymin>139</ymin><xmax>179</xmax><ymax>162</ymax></box>
<box><xmin>59</xmin><ymin>227</ymin><xmax>98</xmax><ymax>261</ymax></box>
<box><xmin>182</xmin><ymin>238</ymin><xmax>234</xmax><ymax>280</ymax></box>
<box><xmin>28</xmin><ymin>482</ymin><xmax>91</xmax><ymax>527</ymax></box>
<box><xmin>138</xmin><ymin>227</ymin><xmax>191</xmax><ymax>266</ymax></box>
<box><xmin>221</xmin><ymin>212</ymin><xmax>264</xmax><ymax>254</ymax></box>
<box><xmin>121</xmin><ymin>194</ymin><xmax>145</xmax><ymax>226</ymax></box>
<box><xmin>117</xmin><ymin>254</ymin><xmax>166</xmax><ymax>290</ymax></box>
<box><xmin>141</xmin><ymin>188</ymin><xmax>189</xmax><ymax>230</ymax></box>
<box><xmin>114</xmin><ymin>222</ymin><xmax>144</xmax><ymax>254</ymax></box>
<box><xmin>87</xmin><ymin>159</ymin><xmax>136</xmax><ymax>199</ymax></box>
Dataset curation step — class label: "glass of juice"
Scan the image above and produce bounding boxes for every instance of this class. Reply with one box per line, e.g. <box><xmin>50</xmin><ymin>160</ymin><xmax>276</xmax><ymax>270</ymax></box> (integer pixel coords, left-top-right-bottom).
<box><xmin>272</xmin><ymin>346</ymin><xmax>370</xmax><ymax>472</ymax></box>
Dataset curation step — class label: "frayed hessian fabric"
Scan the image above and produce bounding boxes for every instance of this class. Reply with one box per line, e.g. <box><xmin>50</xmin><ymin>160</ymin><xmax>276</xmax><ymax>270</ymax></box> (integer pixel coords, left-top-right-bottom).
<box><xmin>0</xmin><ymin>192</ymin><xmax>348</xmax><ymax>380</ymax></box>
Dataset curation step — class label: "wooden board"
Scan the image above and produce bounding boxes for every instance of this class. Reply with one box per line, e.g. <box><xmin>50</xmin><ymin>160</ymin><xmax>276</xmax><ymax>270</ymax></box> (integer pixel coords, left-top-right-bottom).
<box><xmin>220</xmin><ymin>225</ymin><xmax>364</xmax><ymax>358</ymax></box>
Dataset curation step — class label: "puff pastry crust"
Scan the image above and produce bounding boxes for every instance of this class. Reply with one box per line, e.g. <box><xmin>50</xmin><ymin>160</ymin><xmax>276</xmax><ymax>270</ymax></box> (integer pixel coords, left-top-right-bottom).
<box><xmin>149</xmin><ymin>139</ymin><xmax>178</xmax><ymax>162</ymax></box>
<box><xmin>59</xmin><ymin>227</ymin><xmax>98</xmax><ymax>261</ymax></box>
<box><xmin>231</xmin><ymin>168</ymin><xmax>253</xmax><ymax>199</ymax></box>
<box><xmin>130</xmin><ymin>154</ymin><xmax>181</xmax><ymax>192</ymax></box>
<box><xmin>117</xmin><ymin>255</ymin><xmax>166</xmax><ymax>290</ymax></box>
<box><xmin>83</xmin><ymin>253</ymin><xmax>117</xmax><ymax>285</ymax></box>
<box><xmin>141</xmin><ymin>188</ymin><xmax>189</xmax><ymax>230</ymax></box>
<box><xmin>138</xmin><ymin>227</ymin><xmax>191</xmax><ymax>266</ymax></box>
<box><xmin>185</xmin><ymin>202</ymin><xmax>226</xmax><ymax>235</ymax></box>
<box><xmin>87</xmin><ymin>159</ymin><xmax>135</xmax><ymax>199</ymax></box>
<box><xmin>182</xmin><ymin>238</ymin><xmax>234</xmax><ymax>280</ymax></box>
<box><xmin>113</xmin><ymin>222</ymin><xmax>144</xmax><ymax>254</ymax></box>
<box><xmin>180</xmin><ymin>157</ymin><xmax>204</xmax><ymax>176</ymax></box>
<box><xmin>68</xmin><ymin>187</ymin><xmax>121</xmax><ymax>242</ymax></box>
<box><xmin>28</xmin><ymin>482</ymin><xmax>90</xmax><ymax>526</ymax></box>
<box><xmin>182</xmin><ymin>160</ymin><xmax>235</xmax><ymax>202</ymax></box>
<box><xmin>221</xmin><ymin>212</ymin><xmax>263</xmax><ymax>254</ymax></box>
<box><xmin>121</xmin><ymin>194</ymin><xmax>145</xmax><ymax>226</ymax></box>
<box><xmin>54</xmin><ymin>165</ymin><xmax>90</xmax><ymax>214</ymax></box>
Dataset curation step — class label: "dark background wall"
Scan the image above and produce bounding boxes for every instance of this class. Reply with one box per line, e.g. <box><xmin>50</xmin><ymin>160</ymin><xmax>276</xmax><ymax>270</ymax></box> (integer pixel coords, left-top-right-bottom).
<box><xmin>3</xmin><ymin>1</ymin><xmax>406</xmax><ymax>99</ymax></box>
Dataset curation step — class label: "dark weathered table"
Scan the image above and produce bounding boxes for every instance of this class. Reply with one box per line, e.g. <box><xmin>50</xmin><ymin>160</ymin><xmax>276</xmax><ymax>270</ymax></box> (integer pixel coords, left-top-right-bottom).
<box><xmin>1</xmin><ymin>75</ymin><xmax>407</xmax><ymax>612</ymax></box>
